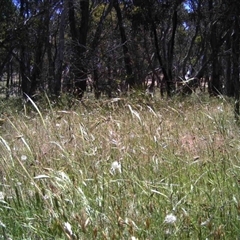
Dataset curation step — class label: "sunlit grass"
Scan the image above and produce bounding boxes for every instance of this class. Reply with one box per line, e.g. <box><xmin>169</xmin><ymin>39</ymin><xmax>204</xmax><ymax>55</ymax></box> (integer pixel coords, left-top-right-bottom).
<box><xmin>0</xmin><ymin>93</ymin><xmax>240</xmax><ymax>239</ymax></box>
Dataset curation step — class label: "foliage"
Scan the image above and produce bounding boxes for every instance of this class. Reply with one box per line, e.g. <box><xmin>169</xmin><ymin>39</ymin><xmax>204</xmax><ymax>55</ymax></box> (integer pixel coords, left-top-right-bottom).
<box><xmin>0</xmin><ymin>94</ymin><xmax>240</xmax><ymax>239</ymax></box>
<box><xmin>0</xmin><ymin>0</ymin><xmax>239</xmax><ymax>103</ymax></box>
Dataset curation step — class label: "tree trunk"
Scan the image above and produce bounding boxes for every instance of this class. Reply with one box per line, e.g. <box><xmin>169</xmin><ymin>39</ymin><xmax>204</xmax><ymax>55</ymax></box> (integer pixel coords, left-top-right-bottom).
<box><xmin>166</xmin><ymin>10</ymin><xmax>178</xmax><ymax>92</ymax></box>
<box><xmin>29</xmin><ymin>3</ymin><xmax>49</xmax><ymax>98</ymax></box>
<box><xmin>182</xmin><ymin>25</ymin><xmax>199</xmax><ymax>77</ymax></box>
<box><xmin>54</xmin><ymin>0</ymin><xmax>67</xmax><ymax>96</ymax></box>
<box><xmin>19</xmin><ymin>0</ymin><xmax>31</xmax><ymax>96</ymax></box>
<box><xmin>68</xmin><ymin>0</ymin><xmax>89</xmax><ymax>98</ymax></box>
<box><xmin>209</xmin><ymin>1</ymin><xmax>221</xmax><ymax>96</ymax></box>
<box><xmin>232</xmin><ymin>16</ymin><xmax>240</xmax><ymax>119</ymax></box>
<box><xmin>152</xmin><ymin>23</ymin><xmax>169</xmax><ymax>96</ymax></box>
<box><xmin>90</xmin><ymin>1</ymin><xmax>113</xmax><ymax>97</ymax></box>
<box><xmin>29</xmin><ymin>36</ymin><xmax>44</xmax><ymax>97</ymax></box>
<box><xmin>225</xmin><ymin>31</ymin><xmax>233</xmax><ymax>96</ymax></box>
<box><xmin>113</xmin><ymin>0</ymin><xmax>135</xmax><ymax>88</ymax></box>
<box><xmin>46</xmin><ymin>2</ymin><xmax>55</xmax><ymax>95</ymax></box>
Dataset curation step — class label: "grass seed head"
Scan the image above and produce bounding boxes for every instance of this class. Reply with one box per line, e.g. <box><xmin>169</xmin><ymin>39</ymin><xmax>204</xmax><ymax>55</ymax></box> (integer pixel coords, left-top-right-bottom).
<box><xmin>110</xmin><ymin>161</ymin><xmax>122</xmax><ymax>174</ymax></box>
<box><xmin>164</xmin><ymin>213</ymin><xmax>177</xmax><ymax>224</ymax></box>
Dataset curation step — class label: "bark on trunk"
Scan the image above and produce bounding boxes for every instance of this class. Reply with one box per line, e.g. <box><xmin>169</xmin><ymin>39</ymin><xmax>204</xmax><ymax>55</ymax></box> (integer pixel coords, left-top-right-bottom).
<box><xmin>225</xmin><ymin>31</ymin><xmax>234</xmax><ymax>96</ymax></box>
<box><xmin>232</xmin><ymin>16</ymin><xmax>240</xmax><ymax>119</ymax></box>
<box><xmin>209</xmin><ymin>1</ymin><xmax>221</xmax><ymax>96</ymax></box>
<box><xmin>68</xmin><ymin>0</ymin><xmax>89</xmax><ymax>98</ymax></box>
<box><xmin>54</xmin><ymin>0</ymin><xmax>67</xmax><ymax>96</ymax></box>
<box><xmin>113</xmin><ymin>0</ymin><xmax>135</xmax><ymax>88</ymax></box>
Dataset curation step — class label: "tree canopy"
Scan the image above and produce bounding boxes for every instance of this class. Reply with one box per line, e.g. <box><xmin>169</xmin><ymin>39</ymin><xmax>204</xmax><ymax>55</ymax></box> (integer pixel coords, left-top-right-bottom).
<box><xmin>0</xmin><ymin>0</ymin><xmax>240</xmax><ymax>108</ymax></box>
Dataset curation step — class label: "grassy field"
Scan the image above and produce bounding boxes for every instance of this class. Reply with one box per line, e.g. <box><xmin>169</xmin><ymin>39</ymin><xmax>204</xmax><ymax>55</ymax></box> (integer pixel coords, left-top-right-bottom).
<box><xmin>0</xmin><ymin>93</ymin><xmax>240</xmax><ymax>239</ymax></box>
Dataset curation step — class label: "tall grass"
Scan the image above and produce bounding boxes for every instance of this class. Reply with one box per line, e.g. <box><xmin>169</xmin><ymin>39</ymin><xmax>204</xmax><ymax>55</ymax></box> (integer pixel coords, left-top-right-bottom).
<box><xmin>0</xmin><ymin>94</ymin><xmax>240</xmax><ymax>239</ymax></box>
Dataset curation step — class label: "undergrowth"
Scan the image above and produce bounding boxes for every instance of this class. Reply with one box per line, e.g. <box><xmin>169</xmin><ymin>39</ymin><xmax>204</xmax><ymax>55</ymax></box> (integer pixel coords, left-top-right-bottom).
<box><xmin>0</xmin><ymin>93</ymin><xmax>240</xmax><ymax>239</ymax></box>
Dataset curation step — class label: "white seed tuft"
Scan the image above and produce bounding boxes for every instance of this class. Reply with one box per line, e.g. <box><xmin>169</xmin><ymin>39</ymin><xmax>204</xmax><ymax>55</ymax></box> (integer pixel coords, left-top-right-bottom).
<box><xmin>64</xmin><ymin>222</ymin><xmax>72</xmax><ymax>236</ymax></box>
<box><xmin>110</xmin><ymin>161</ymin><xmax>122</xmax><ymax>174</ymax></box>
<box><xmin>164</xmin><ymin>213</ymin><xmax>177</xmax><ymax>224</ymax></box>
<box><xmin>21</xmin><ymin>155</ymin><xmax>27</xmax><ymax>161</ymax></box>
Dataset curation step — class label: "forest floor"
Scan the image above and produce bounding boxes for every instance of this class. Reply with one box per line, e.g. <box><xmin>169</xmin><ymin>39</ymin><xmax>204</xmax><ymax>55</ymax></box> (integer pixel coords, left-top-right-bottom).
<box><xmin>0</xmin><ymin>92</ymin><xmax>240</xmax><ymax>239</ymax></box>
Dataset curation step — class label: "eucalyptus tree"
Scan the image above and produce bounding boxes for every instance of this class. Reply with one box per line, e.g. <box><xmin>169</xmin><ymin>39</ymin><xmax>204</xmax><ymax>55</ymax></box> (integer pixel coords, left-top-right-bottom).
<box><xmin>88</xmin><ymin>1</ymin><xmax>114</xmax><ymax>97</ymax></box>
<box><xmin>176</xmin><ymin>0</ymin><xmax>205</xmax><ymax>78</ymax></box>
<box><xmin>226</xmin><ymin>1</ymin><xmax>240</xmax><ymax>118</ymax></box>
<box><xmin>193</xmin><ymin>0</ymin><xmax>237</xmax><ymax>96</ymax></box>
<box><xmin>16</xmin><ymin>0</ymin><xmax>63</xmax><ymax>98</ymax></box>
<box><xmin>208</xmin><ymin>0</ymin><xmax>224</xmax><ymax>96</ymax></box>
<box><xmin>219</xmin><ymin>0</ymin><xmax>240</xmax><ymax>105</ymax></box>
<box><xmin>0</xmin><ymin>0</ymin><xmax>16</xmax><ymax>75</ymax></box>
<box><xmin>67</xmin><ymin>0</ymin><xmax>90</xmax><ymax>98</ymax></box>
<box><xmin>53</xmin><ymin>0</ymin><xmax>68</xmax><ymax>96</ymax></box>
<box><xmin>113</xmin><ymin>0</ymin><xmax>135</xmax><ymax>88</ymax></box>
<box><xmin>66</xmin><ymin>0</ymin><xmax>123</xmax><ymax>98</ymax></box>
<box><xmin>126</xmin><ymin>0</ymin><xmax>185</xmax><ymax>96</ymax></box>
<box><xmin>0</xmin><ymin>0</ymin><xmax>18</xmax><ymax>97</ymax></box>
<box><xmin>232</xmin><ymin>15</ymin><xmax>240</xmax><ymax>118</ymax></box>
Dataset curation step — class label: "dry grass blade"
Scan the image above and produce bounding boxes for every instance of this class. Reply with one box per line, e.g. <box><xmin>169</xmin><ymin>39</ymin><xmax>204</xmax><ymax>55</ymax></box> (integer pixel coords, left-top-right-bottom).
<box><xmin>128</xmin><ymin>104</ymin><xmax>142</xmax><ymax>123</ymax></box>
<box><xmin>24</xmin><ymin>93</ymin><xmax>46</xmax><ymax>129</ymax></box>
<box><xmin>0</xmin><ymin>95</ymin><xmax>240</xmax><ymax>239</ymax></box>
<box><xmin>0</xmin><ymin>136</ymin><xmax>14</xmax><ymax>166</ymax></box>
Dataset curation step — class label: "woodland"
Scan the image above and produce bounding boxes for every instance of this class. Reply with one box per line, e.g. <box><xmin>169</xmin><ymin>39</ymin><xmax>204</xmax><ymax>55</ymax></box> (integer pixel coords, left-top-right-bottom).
<box><xmin>1</xmin><ymin>1</ymin><xmax>240</xmax><ymax>108</ymax></box>
<box><xmin>2</xmin><ymin>1</ymin><xmax>240</xmax><ymax>239</ymax></box>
